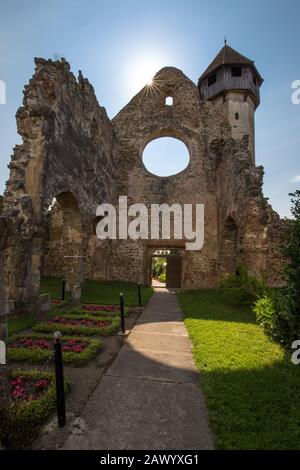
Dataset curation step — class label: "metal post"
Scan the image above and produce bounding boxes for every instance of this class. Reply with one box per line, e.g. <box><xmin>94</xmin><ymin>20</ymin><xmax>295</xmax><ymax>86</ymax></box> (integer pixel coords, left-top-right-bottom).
<box><xmin>62</xmin><ymin>279</ymin><xmax>66</xmax><ymax>301</ymax></box>
<box><xmin>53</xmin><ymin>331</ymin><xmax>66</xmax><ymax>428</ymax></box>
<box><xmin>138</xmin><ymin>284</ymin><xmax>142</xmax><ymax>307</ymax></box>
<box><xmin>120</xmin><ymin>293</ymin><xmax>125</xmax><ymax>334</ymax></box>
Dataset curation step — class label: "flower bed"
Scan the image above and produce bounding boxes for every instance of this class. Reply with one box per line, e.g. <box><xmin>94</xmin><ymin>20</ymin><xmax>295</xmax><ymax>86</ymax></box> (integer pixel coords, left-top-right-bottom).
<box><xmin>51</xmin><ymin>299</ymin><xmax>67</xmax><ymax>307</ymax></box>
<box><xmin>33</xmin><ymin>313</ymin><xmax>120</xmax><ymax>336</ymax></box>
<box><xmin>0</xmin><ymin>369</ymin><xmax>69</xmax><ymax>449</ymax></box>
<box><xmin>8</xmin><ymin>333</ymin><xmax>102</xmax><ymax>365</ymax></box>
<box><xmin>72</xmin><ymin>303</ymin><xmax>130</xmax><ymax>318</ymax></box>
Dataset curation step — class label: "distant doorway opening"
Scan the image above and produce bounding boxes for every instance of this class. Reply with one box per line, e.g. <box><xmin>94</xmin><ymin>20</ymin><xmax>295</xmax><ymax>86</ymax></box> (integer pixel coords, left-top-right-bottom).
<box><xmin>151</xmin><ymin>251</ymin><xmax>168</xmax><ymax>287</ymax></box>
<box><xmin>151</xmin><ymin>249</ymin><xmax>182</xmax><ymax>288</ymax></box>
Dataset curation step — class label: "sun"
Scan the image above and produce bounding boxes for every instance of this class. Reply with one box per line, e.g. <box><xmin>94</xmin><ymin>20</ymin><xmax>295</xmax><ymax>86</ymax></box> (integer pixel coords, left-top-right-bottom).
<box><xmin>125</xmin><ymin>52</ymin><xmax>169</xmax><ymax>96</ymax></box>
<box><xmin>133</xmin><ymin>59</ymin><xmax>158</xmax><ymax>88</ymax></box>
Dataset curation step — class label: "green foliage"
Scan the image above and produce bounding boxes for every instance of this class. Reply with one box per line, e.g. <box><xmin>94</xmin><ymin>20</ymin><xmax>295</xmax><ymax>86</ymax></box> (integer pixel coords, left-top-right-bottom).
<box><xmin>158</xmin><ymin>272</ymin><xmax>166</xmax><ymax>283</ymax></box>
<box><xmin>7</xmin><ymin>333</ymin><xmax>102</xmax><ymax>365</ymax></box>
<box><xmin>221</xmin><ymin>265</ymin><xmax>266</xmax><ymax>306</ymax></box>
<box><xmin>33</xmin><ymin>313</ymin><xmax>120</xmax><ymax>336</ymax></box>
<box><xmin>152</xmin><ymin>257</ymin><xmax>166</xmax><ymax>279</ymax></box>
<box><xmin>0</xmin><ymin>369</ymin><xmax>70</xmax><ymax>449</ymax></box>
<box><xmin>178</xmin><ymin>289</ymin><xmax>300</xmax><ymax>450</ymax></box>
<box><xmin>254</xmin><ymin>191</ymin><xmax>300</xmax><ymax>348</ymax></box>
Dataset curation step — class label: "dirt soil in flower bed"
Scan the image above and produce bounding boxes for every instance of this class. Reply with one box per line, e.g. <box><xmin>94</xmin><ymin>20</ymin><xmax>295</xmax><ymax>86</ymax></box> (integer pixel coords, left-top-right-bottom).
<box><xmin>9</xmin><ymin>306</ymin><xmax>143</xmax><ymax>450</ymax></box>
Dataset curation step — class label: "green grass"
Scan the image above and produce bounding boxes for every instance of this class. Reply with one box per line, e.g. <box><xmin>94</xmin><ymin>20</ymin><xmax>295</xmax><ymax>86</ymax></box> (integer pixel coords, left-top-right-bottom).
<box><xmin>40</xmin><ymin>277</ymin><xmax>153</xmax><ymax>306</ymax></box>
<box><xmin>178</xmin><ymin>289</ymin><xmax>300</xmax><ymax>450</ymax></box>
<box><xmin>8</xmin><ymin>313</ymin><xmax>37</xmax><ymax>336</ymax></box>
<box><xmin>7</xmin><ymin>278</ymin><xmax>153</xmax><ymax>338</ymax></box>
<box><xmin>40</xmin><ymin>276</ymin><xmax>70</xmax><ymax>300</ymax></box>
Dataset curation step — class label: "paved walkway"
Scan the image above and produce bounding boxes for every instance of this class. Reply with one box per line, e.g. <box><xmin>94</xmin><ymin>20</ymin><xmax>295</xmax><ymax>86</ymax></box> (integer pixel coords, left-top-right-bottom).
<box><xmin>64</xmin><ymin>290</ymin><xmax>213</xmax><ymax>450</ymax></box>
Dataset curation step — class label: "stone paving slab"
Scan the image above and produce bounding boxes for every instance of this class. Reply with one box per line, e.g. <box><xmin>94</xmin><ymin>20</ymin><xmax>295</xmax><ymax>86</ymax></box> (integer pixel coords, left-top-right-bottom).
<box><xmin>127</xmin><ymin>331</ymin><xmax>192</xmax><ymax>353</ymax></box>
<box><xmin>132</xmin><ymin>320</ymin><xmax>187</xmax><ymax>335</ymax></box>
<box><xmin>107</xmin><ymin>346</ymin><xmax>199</xmax><ymax>383</ymax></box>
<box><xmin>63</xmin><ymin>289</ymin><xmax>214</xmax><ymax>450</ymax></box>
<box><xmin>64</xmin><ymin>375</ymin><xmax>213</xmax><ymax>450</ymax></box>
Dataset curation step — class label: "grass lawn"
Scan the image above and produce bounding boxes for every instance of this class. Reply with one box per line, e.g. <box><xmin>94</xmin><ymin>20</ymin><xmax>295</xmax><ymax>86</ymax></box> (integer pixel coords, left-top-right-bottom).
<box><xmin>8</xmin><ymin>313</ymin><xmax>37</xmax><ymax>337</ymax></box>
<box><xmin>178</xmin><ymin>289</ymin><xmax>300</xmax><ymax>450</ymax></box>
<box><xmin>41</xmin><ymin>277</ymin><xmax>153</xmax><ymax>306</ymax></box>
<box><xmin>7</xmin><ymin>278</ymin><xmax>153</xmax><ymax>337</ymax></box>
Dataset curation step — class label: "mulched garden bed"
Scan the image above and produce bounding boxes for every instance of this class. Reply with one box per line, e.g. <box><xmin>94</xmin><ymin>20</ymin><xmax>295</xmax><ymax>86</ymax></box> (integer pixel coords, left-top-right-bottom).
<box><xmin>0</xmin><ymin>368</ymin><xmax>69</xmax><ymax>449</ymax></box>
<box><xmin>33</xmin><ymin>313</ymin><xmax>121</xmax><ymax>336</ymax></box>
<box><xmin>8</xmin><ymin>333</ymin><xmax>102</xmax><ymax>365</ymax></box>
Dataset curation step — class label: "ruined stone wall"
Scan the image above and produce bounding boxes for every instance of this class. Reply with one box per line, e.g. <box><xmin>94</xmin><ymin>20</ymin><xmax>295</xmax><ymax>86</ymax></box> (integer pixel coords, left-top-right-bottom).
<box><xmin>109</xmin><ymin>67</ymin><xmax>231</xmax><ymax>287</ymax></box>
<box><xmin>108</xmin><ymin>66</ymin><xmax>285</xmax><ymax>287</ymax></box>
<box><xmin>0</xmin><ymin>58</ymin><xmax>115</xmax><ymax>308</ymax></box>
<box><xmin>0</xmin><ymin>59</ymin><xmax>286</xmax><ymax>312</ymax></box>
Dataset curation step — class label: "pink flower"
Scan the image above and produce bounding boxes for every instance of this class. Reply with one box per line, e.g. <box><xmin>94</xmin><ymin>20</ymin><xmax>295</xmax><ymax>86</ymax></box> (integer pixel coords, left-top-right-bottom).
<box><xmin>34</xmin><ymin>379</ymin><xmax>49</xmax><ymax>389</ymax></box>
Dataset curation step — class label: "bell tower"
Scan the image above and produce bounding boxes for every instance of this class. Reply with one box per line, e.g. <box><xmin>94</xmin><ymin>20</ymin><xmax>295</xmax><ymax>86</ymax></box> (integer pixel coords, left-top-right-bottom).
<box><xmin>198</xmin><ymin>43</ymin><xmax>263</xmax><ymax>161</ymax></box>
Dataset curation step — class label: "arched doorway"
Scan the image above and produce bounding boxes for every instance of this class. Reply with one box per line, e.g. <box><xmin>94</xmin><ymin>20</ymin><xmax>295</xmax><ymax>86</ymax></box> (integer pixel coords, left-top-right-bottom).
<box><xmin>220</xmin><ymin>216</ymin><xmax>239</xmax><ymax>274</ymax></box>
<box><xmin>43</xmin><ymin>192</ymin><xmax>85</xmax><ymax>291</ymax></box>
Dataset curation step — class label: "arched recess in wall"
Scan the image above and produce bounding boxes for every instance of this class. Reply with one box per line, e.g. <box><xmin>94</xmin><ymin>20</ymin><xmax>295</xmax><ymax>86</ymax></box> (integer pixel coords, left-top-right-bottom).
<box><xmin>43</xmin><ymin>192</ymin><xmax>85</xmax><ymax>291</ymax></box>
<box><xmin>220</xmin><ymin>216</ymin><xmax>239</xmax><ymax>274</ymax></box>
<box><xmin>142</xmin><ymin>137</ymin><xmax>190</xmax><ymax>177</ymax></box>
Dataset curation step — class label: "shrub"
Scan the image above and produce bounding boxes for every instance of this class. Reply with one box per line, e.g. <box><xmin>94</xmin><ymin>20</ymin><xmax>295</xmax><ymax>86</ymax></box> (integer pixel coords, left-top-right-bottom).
<box><xmin>254</xmin><ymin>191</ymin><xmax>300</xmax><ymax>349</ymax></box>
<box><xmin>221</xmin><ymin>265</ymin><xmax>266</xmax><ymax>306</ymax></box>
<box><xmin>158</xmin><ymin>273</ymin><xmax>166</xmax><ymax>283</ymax></box>
<box><xmin>253</xmin><ymin>290</ymin><xmax>297</xmax><ymax>348</ymax></box>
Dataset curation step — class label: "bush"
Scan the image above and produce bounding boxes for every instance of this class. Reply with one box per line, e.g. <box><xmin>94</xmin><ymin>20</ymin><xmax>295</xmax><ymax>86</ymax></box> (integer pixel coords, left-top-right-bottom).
<box><xmin>254</xmin><ymin>191</ymin><xmax>300</xmax><ymax>349</ymax></box>
<box><xmin>253</xmin><ymin>290</ymin><xmax>297</xmax><ymax>348</ymax></box>
<box><xmin>158</xmin><ymin>273</ymin><xmax>166</xmax><ymax>283</ymax></box>
<box><xmin>221</xmin><ymin>265</ymin><xmax>266</xmax><ymax>306</ymax></box>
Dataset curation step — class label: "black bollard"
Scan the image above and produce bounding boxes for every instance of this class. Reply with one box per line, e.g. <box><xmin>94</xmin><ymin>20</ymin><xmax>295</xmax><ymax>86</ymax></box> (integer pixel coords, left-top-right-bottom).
<box><xmin>62</xmin><ymin>279</ymin><xmax>66</xmax><ymax>301</ymax></box>
<box><xmin>138</xmin><ymin>284</ymin><xmax>142</xmax><ymax>307</ymax></box>
<box><xmin>120</xmin><ymin>293</ymin><xmax>125</xmax><ymax>334</ymax></box>
<box><xmin>53</xmin><ymin>331</ymin><xmax>66</xmax><ymax>428</ymax></box>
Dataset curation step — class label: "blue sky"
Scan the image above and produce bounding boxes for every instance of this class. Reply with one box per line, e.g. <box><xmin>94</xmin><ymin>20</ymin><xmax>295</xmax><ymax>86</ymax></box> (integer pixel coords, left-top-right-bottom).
<box><xmin>0</xmin><ymin>0</ymin><xmax>300</xmax><ymax>216</ymax></box>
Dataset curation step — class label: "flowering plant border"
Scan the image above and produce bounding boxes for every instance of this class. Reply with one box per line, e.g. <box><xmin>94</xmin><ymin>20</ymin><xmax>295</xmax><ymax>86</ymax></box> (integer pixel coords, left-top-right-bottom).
<box><xmin>0</xmin><ymin>369</ymin><xmax>69</xmax><ymax>449</ymax></box>
<box><xmin>33</xmin><ymin>313</ymin><xmax>121</xmax><ymax>336</ymax></box>
<box><xmin>8</xmin><ymin>333</ymin><xmax>102</xmax><ymax>365</ymax></box>
<box><xmin>72</xmin><ymin>303</ymin><xmax>130</xmax><ymax>317</ymax></box>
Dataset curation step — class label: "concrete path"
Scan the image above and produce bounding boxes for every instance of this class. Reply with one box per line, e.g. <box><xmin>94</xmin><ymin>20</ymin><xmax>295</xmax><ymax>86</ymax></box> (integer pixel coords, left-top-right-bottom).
<box><xmin>63</xmin><ymin>290</ymin><xmax>213</xmax><ymax>450</ymax></box>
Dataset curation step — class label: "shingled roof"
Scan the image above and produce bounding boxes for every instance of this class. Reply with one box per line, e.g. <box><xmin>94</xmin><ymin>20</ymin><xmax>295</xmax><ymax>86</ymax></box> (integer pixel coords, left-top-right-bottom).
<box><xmin>199</xmin><ymin>44</ymin><xmax>263</xmax><ymax>84</ymax></box>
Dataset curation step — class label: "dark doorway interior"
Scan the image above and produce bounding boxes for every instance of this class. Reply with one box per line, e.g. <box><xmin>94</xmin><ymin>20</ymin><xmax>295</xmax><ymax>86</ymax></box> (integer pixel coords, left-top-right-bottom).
<box><xmin>166</xmin><ymin>254</ymin><xmax>182</xmax><ymax>288</ymax></box>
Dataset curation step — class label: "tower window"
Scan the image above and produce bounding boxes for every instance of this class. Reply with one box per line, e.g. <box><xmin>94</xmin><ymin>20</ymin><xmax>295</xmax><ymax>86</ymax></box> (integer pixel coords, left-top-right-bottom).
<box><xmin>165</xmin><ymin>96</ymin><xmax>173</xmax><ymax>106</ymax></box>
<box><xmin>235</xmin><ymin>112</ymin><xmax>239</xmax><ymax>120</ymax></box>
<box><xmin>231</xmin><ymin>66</ymin><xmax>242</xmax><ymax>77</ymax></box>
<box><xmin>208</xmin><ymin>73</ymin><xmax>217</xmax><ymax>87</ymax></box>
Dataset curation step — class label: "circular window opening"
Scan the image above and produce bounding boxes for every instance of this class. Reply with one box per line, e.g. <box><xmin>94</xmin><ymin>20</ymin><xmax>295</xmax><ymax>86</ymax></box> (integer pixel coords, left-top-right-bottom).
<box><xmin>142</xmin><ymin>137</ymin><xmax>190</xmax><ymax>177</ymax></box>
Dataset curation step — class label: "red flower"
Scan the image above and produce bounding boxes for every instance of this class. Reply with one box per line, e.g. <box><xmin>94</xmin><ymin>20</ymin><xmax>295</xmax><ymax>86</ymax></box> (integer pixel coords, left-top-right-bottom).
<box><xmin>34</xmin><ymin>379</ymin><xmax>49</xmax><ymax>389</ymax></box>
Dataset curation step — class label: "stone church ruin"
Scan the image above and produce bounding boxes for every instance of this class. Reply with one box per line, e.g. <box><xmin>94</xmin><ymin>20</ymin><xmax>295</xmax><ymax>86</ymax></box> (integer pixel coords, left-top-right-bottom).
<box><xmin>0</xmin><ymin>44</ymin><xmax>285</xmax><ymax>312</ymax></box>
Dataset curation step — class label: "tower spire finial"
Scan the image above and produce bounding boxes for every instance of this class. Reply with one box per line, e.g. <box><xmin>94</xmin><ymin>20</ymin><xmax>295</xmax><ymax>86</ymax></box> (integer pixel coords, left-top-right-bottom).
<box><xmin>224</xmin><ymin>35</ymin><xmax>227</xmax><ymax>46</ymax></box>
